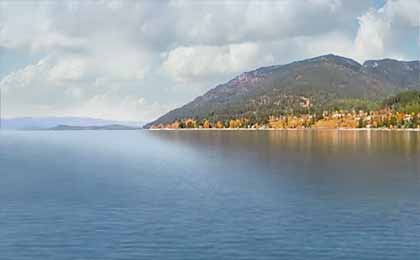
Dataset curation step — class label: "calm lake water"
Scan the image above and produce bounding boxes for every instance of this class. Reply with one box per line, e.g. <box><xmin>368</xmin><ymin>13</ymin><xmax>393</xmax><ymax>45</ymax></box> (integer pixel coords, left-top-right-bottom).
<box><xmin>1</xmin><ymin>130</ymin><xmax>420</xmax><ymax>259</ymax></box>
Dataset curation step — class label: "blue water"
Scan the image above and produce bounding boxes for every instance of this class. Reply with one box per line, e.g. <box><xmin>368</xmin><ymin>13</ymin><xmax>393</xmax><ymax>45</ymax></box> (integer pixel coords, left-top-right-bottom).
<box><xmin>0</xmin><ymin>130</ymin><xmax>419</xmax><ymax>259</ymax></box>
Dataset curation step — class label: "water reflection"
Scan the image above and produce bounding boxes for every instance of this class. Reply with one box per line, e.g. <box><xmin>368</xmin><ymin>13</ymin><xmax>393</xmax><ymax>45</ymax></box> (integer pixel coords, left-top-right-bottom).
<box><xmin>148</xmin><ymin>129</ymin><xmax>420</xmax><ymax>155</ymax></box>
<box><xmin>148</xmin><ymin>129</ymin><xmax>420</xmax><ymax>199</ymax></box>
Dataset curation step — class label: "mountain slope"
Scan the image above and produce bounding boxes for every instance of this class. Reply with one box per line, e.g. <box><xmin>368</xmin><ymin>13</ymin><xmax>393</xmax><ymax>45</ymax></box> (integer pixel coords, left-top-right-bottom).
<box><xmin>363</xmin><ymin>59</ymin><xmax>420</xmax><ymax>90</ymax></box>
<box><xmin>145</xmin><ymin>54</ymin><xmax>420</xmax><ymax>128</ymax></box>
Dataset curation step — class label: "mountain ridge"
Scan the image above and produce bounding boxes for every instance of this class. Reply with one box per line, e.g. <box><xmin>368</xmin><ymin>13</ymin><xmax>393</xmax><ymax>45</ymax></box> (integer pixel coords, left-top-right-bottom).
<box><xmin>47</xmin><ymin>124</ymin><xmax>140</xmax><ymax>131</ymax></box>
<box><xmin>2</xmin><ymin>116</ymin><xmax>143</xmax><ymax>130</ymax></box>
<box><xmin>145</xmin><ymin>54</ymin><xmax>420</xmax><ymax>128</ymax></box>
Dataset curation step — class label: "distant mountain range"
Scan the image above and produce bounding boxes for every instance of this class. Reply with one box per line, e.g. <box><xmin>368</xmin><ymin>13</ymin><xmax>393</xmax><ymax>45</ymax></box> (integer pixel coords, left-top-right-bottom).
<box><xmin>145</xmin><ymin>54</ymin><xmax>420</xmax><ymax>128</ymax></box>
<box><xmin>1</xmin><ymin>117</ymin><xmax>143</xmax><ymax>130</ymax></box>
<box><xmin>47</xmin><ymin>124</ymin><xmax>140</xmax><ymax>131</ymax></box>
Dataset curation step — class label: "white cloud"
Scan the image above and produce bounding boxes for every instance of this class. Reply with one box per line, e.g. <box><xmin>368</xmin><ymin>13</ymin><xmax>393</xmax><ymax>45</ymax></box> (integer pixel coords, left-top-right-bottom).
<box><xmin>0</xmin><ymin>55</ymin><xmax>161</xmax><ymax>121</ymax></box>
<box><xmin>67</xmin><ymin>92</ymin><xmax>172</xmax><ymax>122</ymax></box>
<box><xmin>48</xmin><ymin>56</ymin><xmax>87</xmax><ymax>82</ymax></box>
<box><xmin>352</xmin><ymin>0</ymin><xmax>420</xmax><ymax>61</ymax></box>
<box><xmin>162</xmin><ymin>43</ymin><xmax>273</xmax><ymax>82</ymax></box>
<box><xmin>167</xmin><ymin>0</ymin><xmax>365</xmax><ymax>46</ymax></box>
<box><xmin>0</xmin><ymin>57</ymin><xmax>50</xmax><ymax>93</ymax></box>
<box><xmin>354</xmin><ymin>10</ymin><xmax>392</xmax><ymax>60</ymax></box>
<box><xmin>162</xmin><ymin>0</ymin><xmax>419</xmax><ymax>83</ymax></box>
<box><xmin>296</xmin><ymin>32</ymin><xmax>354</xmax><ymax>59</ymax></box>
<box><xmin>0</xmin><ymin>0</ymin><xmax>418</xmax><ymax>121</ymax></box>
<box><xmin>381</xmin><ymin>0</ymin><xmax>420</xmax><ymax>27</ymax></box>
<box><xmin>0</xmin><ymin>2</ymin><xmax>86</xmax><ymax>51</ymax></box>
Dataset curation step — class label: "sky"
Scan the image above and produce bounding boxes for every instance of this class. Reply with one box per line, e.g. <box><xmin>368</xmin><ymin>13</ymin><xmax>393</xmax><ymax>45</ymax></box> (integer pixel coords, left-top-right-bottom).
<box><xmin>0</xmin><ymin>0</ymin><xmax>419</xmax><ymax>122</ymax></box>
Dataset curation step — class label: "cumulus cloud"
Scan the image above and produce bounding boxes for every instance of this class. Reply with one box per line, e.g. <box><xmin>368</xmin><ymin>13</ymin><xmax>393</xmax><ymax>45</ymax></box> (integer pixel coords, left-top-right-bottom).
<box><xmin>167</xmin><ymin>0</ymin><xmax>367</xmax><ymax>46</ymax></box>
<box><xmin>352</xmin><ymin>0</ymin><xmax>420</xmax><ymax>61</ymax></box>
<box><xmin>69</xmin><ymin>93</ymin><xmax>172</xmax><ymax>122</ymax></box>
<box><xmin>0</xmin><ymin>0</ymin><xmax>418</xmax><ymax>121</ymax></box>
<box><xmin>162</xmin><ymin>43</ymin><xmax>274</xmax><ymax>82</ymax></box>
<box><xmin>0</xmin><ymin>55</ymin><xmax>165</xmax><ymax>121</ymax></box>
<box><xmin>48</xmin><ymin>56</ymin><xmax>87</xmax><ymax>82</ymax></box>
<box><xmin>382</xmin><ymin>0</ymin><xmax>420</xmax><ymax>27</ymax></box>
<box><xmin>354</xmin><ymin>10</ymin><xmax>392</xmax><ymax>60</ymax></box>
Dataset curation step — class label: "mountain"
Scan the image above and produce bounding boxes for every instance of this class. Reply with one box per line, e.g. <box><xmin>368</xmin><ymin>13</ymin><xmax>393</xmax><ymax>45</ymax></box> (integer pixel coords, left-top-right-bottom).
<box><xmin>47</xmin><ymin>124</ymin><xmax>140</xmax><ymax>131</ymax></box>
<box><xmin>363</xmin><ymin>59</ymin><xmax>420</xmax><ymax>90</ymax></box>
<box><xmin>145</xmin><ymin>54</ymin><xmax>420</xmax><ymax>128</ymax></box>
<box><xmin>1</xmin><ymin>117</ymin><xmax>143</xmax><ymax>130</ymax></box>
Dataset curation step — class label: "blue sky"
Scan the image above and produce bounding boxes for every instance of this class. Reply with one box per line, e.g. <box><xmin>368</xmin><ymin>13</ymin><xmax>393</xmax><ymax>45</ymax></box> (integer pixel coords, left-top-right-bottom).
<box><xmin>372</xmin><ymin>0</ymin><xmax>386</xmax><ymax>8</ymax></box>
<box><xmin>0</xmin><ymin>0</ymin><xmax>419</xmax><ymax>121</ymax></box>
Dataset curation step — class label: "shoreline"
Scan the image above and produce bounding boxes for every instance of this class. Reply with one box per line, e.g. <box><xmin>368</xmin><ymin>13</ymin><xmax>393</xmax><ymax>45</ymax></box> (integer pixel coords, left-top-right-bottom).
<box><xmin>3</xmin><ymin>128</ymin><xmax>419</xmax><ymax>132</ymax></box>
<box><xmin>147</xmin><ymin>128</ymin><xmax>420</xmax><ymax>132</ymax></box>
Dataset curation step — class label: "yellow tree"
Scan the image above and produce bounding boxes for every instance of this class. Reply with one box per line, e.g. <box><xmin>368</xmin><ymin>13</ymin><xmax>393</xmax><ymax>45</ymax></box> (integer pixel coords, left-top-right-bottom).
<box><xmin>169</xmin><ymin>121</ymin><xmax>180</xmax><ymax>129</ymax></box>
<box><xmin>185</xmin><ymin>119</ymin><xmax>197</xmax><ymax>128</ymax></box>
<box><xmin>228</xmin><ymin>119</ymin><xmax>242</xmax><ymax>128</ymax></box>
<box><xmin>215</xmin><ymin>121</ymin><xmax>224</xmax><ymax>128</ymax></box>
<box><xmin>203</xmin><ymin>120</ymin><xmax>211</xmax><ymax>128</ymax></box>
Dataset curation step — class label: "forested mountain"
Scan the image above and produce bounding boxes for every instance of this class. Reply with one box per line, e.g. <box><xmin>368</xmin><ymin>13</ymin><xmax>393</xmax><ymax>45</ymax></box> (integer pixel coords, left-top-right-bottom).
<box><xmin>145</xmin><ymin>54</ymin><xmax>420</xmax><ymax>128</ymax></box>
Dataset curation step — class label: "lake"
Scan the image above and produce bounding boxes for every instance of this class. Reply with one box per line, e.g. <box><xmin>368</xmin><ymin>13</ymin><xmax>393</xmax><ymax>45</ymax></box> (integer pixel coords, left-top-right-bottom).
<box><xmin>0</xmin><ymin>130</ymin><xmax>419</xmax><ymax>259</ymax></box>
